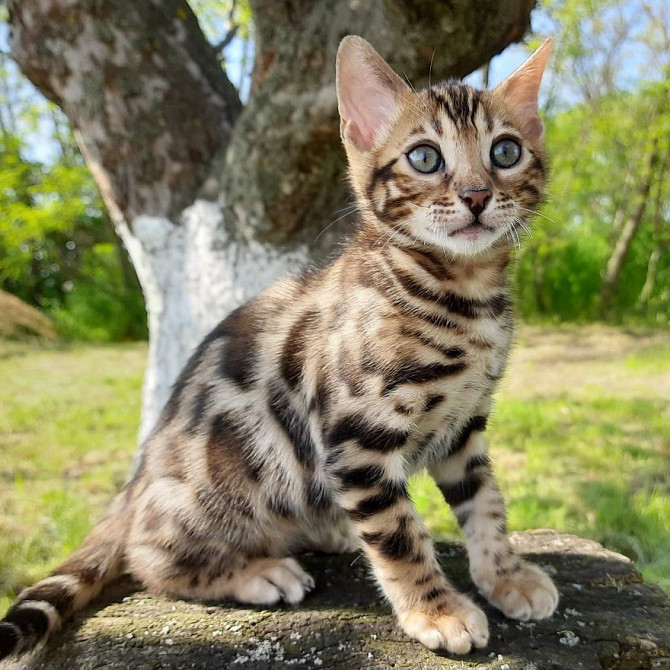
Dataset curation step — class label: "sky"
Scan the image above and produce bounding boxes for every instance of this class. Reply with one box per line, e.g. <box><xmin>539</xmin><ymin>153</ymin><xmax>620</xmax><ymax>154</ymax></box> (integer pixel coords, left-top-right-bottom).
<box><xmin>1</xmin><ymin>0</ymin><xmax>667</xmax><ymax>165</ymax></box>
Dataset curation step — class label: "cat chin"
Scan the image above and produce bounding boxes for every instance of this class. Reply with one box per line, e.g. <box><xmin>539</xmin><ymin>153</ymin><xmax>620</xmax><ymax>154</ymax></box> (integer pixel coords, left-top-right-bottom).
<box><xmin>413</xmin><ymin>226</ymin><xmax>507</xmax><ymax>258</ymax></box>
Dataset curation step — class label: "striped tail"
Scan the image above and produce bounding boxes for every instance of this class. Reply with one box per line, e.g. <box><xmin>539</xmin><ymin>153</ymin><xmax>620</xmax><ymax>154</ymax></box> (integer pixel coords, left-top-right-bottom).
<box><xmin>0</xmin><ymin>490</ymin><xmax>130</xmax><ymax>660</ymax></box>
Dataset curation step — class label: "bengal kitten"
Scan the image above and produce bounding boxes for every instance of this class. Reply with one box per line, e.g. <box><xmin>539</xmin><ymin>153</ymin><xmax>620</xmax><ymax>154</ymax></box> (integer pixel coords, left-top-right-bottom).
<box><xmin>0</xmin><ymin>36</ymin><xmax>558</xmax><ymax>658</ymax></box>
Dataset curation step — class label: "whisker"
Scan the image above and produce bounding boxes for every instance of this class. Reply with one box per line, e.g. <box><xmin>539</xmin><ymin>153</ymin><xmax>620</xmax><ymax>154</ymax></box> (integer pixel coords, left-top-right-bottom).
<box><xmin>314</xmin><ymin>206</ymin><xmax>359</xmax><ymax>242</ymax></box>
<box><xmin>515</xmin><ymin>205</ymin><xmax>557</xmax><ymax>225</ymax></box>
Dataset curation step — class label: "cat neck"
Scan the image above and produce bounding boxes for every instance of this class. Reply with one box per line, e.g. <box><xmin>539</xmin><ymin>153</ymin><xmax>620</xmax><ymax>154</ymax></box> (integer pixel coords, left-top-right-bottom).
<box><xmin>355</xmin><ymin>218</ymin><xmax>512</xmax><ymax>292</ymax></box>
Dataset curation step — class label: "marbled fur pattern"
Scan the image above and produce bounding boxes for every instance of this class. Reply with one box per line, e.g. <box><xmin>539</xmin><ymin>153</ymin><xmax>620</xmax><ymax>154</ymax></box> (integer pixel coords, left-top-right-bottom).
<box><xmin>0</xmin><ymin>36</ymin><xmax>558</xmax><ymax>659</ymax></box>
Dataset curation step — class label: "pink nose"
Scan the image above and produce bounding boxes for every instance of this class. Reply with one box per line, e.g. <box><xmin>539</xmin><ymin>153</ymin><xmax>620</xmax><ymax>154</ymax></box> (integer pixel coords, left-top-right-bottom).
<box><xmin>459</xmin><ymin>188</ymin><xmax>492</xmax><ymax>216</ymax></box>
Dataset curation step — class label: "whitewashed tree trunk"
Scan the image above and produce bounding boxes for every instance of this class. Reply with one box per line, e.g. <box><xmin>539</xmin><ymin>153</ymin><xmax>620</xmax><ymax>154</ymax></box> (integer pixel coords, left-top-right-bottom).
<box><xmin>117</xmin><ymin>201</ymin><xmax>307</xmax><ymax>439</ymax></box>
<box><xmin>8</xmin><ymin>0</ymin><xmax>536</xmax><ymax>441</ymax></box>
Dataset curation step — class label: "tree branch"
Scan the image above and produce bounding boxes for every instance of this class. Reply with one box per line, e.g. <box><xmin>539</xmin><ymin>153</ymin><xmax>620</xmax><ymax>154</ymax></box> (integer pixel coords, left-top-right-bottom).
<box><xmin>8</xmin><ymin>0</ymin><xmax>243</xmax><ymax>225</ymax></box>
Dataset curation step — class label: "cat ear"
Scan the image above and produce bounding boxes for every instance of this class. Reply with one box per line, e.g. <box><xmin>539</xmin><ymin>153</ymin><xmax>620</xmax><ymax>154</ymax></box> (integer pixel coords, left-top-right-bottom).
<box><xmin>336</xmin><ymin>36</ymin><xmax>409</xmax><ymax>151</ymax></box>
<box><xmin>494</xmin><ymin>38</ymin><xmax>553</xmax><ymax>142</ymax></box>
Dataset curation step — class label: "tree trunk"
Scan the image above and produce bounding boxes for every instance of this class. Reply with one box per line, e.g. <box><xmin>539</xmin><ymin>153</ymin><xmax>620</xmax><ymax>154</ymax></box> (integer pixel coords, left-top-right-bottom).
<box><xmin>599</xmin><ymin>139</ymin><xmax>659</xmax><ymax>318</ymax></box>
<box><xmin>8</xmin><ymin>0</ymin><xmax>536</xmax><ymax>439</ymax></box>
<box><xmin>636</xmin><ymin>148</ymin><xmax>669</xmax><ymax>312</ymax></box>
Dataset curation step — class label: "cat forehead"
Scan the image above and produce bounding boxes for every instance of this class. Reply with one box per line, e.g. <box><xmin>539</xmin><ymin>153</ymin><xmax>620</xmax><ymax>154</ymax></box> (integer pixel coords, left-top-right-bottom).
<box><xmin>398</xmin><ymin>82</ymin><xmax>512</xmax><ymax>142</ymax></box>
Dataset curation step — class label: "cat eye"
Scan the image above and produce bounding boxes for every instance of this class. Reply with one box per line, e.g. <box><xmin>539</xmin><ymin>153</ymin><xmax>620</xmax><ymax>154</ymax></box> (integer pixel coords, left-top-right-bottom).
<box><xmin>491</xmin><ymin>139</ymin><xmax>522</xmax><ymax>168</ymax></box>
<box><xmin>407</xmin><ymin>145</ymin><xmax>443</xmax><ymax>174</ymax></box>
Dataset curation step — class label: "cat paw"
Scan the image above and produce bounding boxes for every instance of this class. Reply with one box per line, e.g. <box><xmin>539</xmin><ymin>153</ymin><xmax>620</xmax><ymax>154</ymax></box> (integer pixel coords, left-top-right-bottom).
<box><xmin>232</xmin><ymin>558</ymin><xmax>315</xmax><ymax>606</ymax></box>
<box><xmin>482</xmin><ymin>562</ymin><xmax>558</xmax><ymax>621</ymax></box>
<box><xmin>398</xmin><ymin>597</ymin><xmax>489</xmax><ymax>654</ymax></box>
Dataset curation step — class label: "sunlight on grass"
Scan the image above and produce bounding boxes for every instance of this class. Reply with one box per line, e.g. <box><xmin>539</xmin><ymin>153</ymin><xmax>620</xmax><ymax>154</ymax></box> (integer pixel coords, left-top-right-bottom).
<box><xmin>0</xmin><ymin>327</ymin><xmax>669</xmax><ymax>617</ymax></box>
<box><xmin>0</xmin><ymin>341</ymin><xmax>145</xmax><ymax>613</ymax></box>
<box><xmin>411</xmin><ymin>330</ymin><xmax>670</xmax><ymax>595</ymax></box>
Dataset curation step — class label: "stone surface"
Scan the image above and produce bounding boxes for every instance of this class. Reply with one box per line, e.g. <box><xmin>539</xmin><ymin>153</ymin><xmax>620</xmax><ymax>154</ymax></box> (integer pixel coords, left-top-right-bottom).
<box><xmin>3</xmin><ymin>531</ymin><xmax>669</xmax><ymax>670</ymax></box>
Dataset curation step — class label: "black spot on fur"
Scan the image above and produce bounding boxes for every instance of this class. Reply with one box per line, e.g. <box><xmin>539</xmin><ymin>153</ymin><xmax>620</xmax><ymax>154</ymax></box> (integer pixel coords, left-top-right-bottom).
<box><xmin>451</xmin><ymin>415</ymin><xmax>489</xmax><ymax>454</ymax></box>
<box><xmin>349</xmin><ymin>481</ymin><xmax>409</xmax><ymax>521</ymax></box>
<box><xmin>173</xmin><ymin>550</ymin><xmax>210</xmax><ymax>572</ymax></box>
<box><xmin>361</xmin><ymin>515</ymin><xmax>414</xmax><ymax>560</ymax></box>
<box><xmin>327</xmin><ymin>415</ymin><xmax>407</xmax><ymax>453</ymax></box>
<box><xmin>336</xmin><ymin>464</ymin><xmax>386</xmax><ymax>489</ymax></box>
<box><xmin>186</xmin><ymin>385</ymin><xmax>211</xmax><ymax>434</ymax></box>
<box><xmin>438</xmin><ymin>473</ymin><xmax>485</xmax><ymax>507</ymax></box>
<box><xmin>423</xmin><ymin>586</ymin><xmax>448</xmax><ymax>602</ymax></box>
<box><xmin>206</xmin><ymin>412</ymin><xmax>262</xmax><ymax>483</ymax></box>
<box><xmin>466</xmin><ymin>453</ymin><xmax>491</xmax><ymax>473</ymax></box>
<box><xmin>382</xmin><ymin>361</ymin><xmax>466</xmax><ymax>395</ymax></box>
<box><xmin>268</xmin><ymin>383</ymin><xmax>316</xmax><ymax>470</ymax></box>
<box><xmin>455</xmin><ymin>509</ymin><xmax>471</xmax><ymax>527</ymax></box>
<box><xmin>0</xmin><ymin>622</ymin><xmax>20</xmax><ymax>660</ymax></box>
<box><xmin>415</xmin><ymin>572</ymin><xmax>434</xmax><ymax>586</ymax></box>
<box><xmin>281</xmin><ymin>309</ymin><xmax>319</xmax><ymax>389</ymax></box>
<box><xmin>217</xmin><ymin>303</ymin><xmax>261</xmax><ymax>389</ymax></box>
<box><xmin>5</xmin><ymin>605</ymin><xmax>49</xmax><ymax>639</ymax></box>
<box><xmin>423</xmin><ymin>394</ymin><xmax>445</xmax><ymax>413</ymax></box>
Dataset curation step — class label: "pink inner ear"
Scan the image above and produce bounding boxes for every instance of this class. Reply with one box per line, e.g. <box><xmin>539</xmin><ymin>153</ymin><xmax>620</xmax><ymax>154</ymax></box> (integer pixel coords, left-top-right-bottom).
<box><xmin>496</xmin><ymin>39</ymin><xmax>553</xmax><ymax>143</ymax></box>
<box><xmin>505</xmin><ymin>78</ymin><xmax>544</xmax><ymax>140</ymax></box>
<box><xmin>339</xmin><ymin>83</ymin><xmax>399</xmax><ymax>150</ymax></box>
<box><xmin>336</xmin><ymin>37</ymin><xmax>406</xmax><ymax>151</ymax></box>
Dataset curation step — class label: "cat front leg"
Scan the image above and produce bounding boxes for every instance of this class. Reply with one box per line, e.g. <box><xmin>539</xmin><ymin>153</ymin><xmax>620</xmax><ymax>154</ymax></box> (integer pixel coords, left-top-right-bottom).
<box><xmin>429</xmin><ymin>421</ymin><xmax>559</xmax><ymax>621</ymax></box>
<box><xmin>334</xmin><ymin>457</ymin><xmax>489</xmax><ymax>653</ymax></box>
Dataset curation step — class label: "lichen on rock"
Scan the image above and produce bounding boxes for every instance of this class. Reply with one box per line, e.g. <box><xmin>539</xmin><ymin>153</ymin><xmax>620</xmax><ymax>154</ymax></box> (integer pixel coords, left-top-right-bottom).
<box><xmin>3</xmin><ymin>531</ymin><xmax>669</xmax><ymax>670</ymax></box>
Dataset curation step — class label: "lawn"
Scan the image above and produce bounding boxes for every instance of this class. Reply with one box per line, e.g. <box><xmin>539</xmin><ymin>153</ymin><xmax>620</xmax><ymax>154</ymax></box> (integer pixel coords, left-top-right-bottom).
<box><xmin>0</xmin><ymin>326</ymin><xmax>668</xmax><ymax>616</ymax></box>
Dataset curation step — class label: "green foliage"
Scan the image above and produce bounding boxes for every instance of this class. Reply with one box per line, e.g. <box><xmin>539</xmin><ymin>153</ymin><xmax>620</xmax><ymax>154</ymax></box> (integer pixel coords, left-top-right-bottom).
<box><xmin>50</xmin><ymin>244</ymin><xmax>148</xmax><ymax>342</ymax></box>
<box><xmin>0</xmin><ymin>118</ymin><xmax>146</xmax><ymax>341</ymax></box>
<box><xmin>513</xmin><ymin>74</ymin><xmax>670</xmax><ymax>323</ymax></box>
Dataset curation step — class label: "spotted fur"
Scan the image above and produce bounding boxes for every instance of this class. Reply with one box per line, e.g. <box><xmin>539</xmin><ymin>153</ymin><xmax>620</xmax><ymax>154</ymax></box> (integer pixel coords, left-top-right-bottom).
<box><xmin>0</xmin><ymin>36</ymin><xmax>559</xmax><ymax>659</ymax></box>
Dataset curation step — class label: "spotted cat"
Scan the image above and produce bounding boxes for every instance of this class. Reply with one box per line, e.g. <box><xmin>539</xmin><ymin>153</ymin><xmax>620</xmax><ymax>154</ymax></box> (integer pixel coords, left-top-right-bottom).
<box><xmin>0</xmin><ymin>35</ymin><xmax>557</xmax><ymax>658</ymax></box>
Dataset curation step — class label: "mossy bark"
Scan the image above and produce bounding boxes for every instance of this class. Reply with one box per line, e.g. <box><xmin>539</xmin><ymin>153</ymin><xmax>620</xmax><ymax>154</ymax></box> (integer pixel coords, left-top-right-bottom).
<box><xmin>5</xmin><ymin>531</ymin><xmax>669</xmax><ymax>670</ymax></box>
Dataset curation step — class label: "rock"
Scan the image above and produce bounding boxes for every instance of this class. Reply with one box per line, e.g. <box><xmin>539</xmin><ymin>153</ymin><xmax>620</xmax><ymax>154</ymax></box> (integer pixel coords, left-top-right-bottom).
<box><xmin>3</xmin><ymin>531</ymin><xmax>669</xmax><ymax>669</ymax></box>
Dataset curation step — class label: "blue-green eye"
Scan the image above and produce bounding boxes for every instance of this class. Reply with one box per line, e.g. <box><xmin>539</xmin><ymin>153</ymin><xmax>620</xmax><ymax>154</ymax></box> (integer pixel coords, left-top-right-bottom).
<box><xmin>407</xmin><ymin>145</ymin><xmax>442</xmax><ymax>174</ymax></box>
<box><xmin>491</xmin><ymin>138</ymin><xmax>522</xmax><ymax>168</ymax></box>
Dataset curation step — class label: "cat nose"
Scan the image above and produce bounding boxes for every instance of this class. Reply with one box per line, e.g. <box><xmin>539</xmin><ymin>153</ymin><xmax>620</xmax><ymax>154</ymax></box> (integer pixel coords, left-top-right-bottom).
<box><xmin>459</xmin><ymin>188</ymin><xmax>492</xmax><ymax>216</ymax></box>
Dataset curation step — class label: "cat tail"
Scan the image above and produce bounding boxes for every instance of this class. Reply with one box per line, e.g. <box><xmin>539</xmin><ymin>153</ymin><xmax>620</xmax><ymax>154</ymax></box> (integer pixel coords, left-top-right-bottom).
<box><xmin>0</xmin><ymin>488</ymin><xmax>132</xmax><ymax>660</ymax></box>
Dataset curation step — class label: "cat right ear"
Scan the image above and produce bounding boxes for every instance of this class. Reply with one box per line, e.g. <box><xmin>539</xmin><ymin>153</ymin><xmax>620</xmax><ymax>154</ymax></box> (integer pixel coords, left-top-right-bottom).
<box><xmin>336</xmin><ymin>36</ymin><xmax>408</xmax><ymax>151</ymax></box>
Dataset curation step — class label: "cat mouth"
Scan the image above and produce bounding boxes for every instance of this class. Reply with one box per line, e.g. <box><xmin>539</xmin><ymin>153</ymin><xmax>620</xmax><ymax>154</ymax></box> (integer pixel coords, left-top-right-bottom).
<box><xmin>451</xmin><ymin>218</ymin><xmax>495</xmax><ymax>237</ymax></box>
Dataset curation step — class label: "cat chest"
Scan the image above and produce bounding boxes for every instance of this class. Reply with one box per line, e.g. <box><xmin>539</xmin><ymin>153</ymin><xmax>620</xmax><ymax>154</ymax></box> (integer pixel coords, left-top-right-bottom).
<box><xmin>381</xmin><ymin>325</ymin><xmax>513</xmax><ymax>463</ymax></box>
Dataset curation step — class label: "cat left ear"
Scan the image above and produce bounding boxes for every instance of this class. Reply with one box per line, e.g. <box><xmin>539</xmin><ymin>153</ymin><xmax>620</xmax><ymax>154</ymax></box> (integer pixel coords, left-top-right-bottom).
<box><xmin>494</xmin><ymin>38</ymin><xmax>554</xmax><ymax>142</ymax></box>
<box><xmin>336</xmin><ymin>36</ymin><xmax>409</xmax><ymax>151</ymax></box>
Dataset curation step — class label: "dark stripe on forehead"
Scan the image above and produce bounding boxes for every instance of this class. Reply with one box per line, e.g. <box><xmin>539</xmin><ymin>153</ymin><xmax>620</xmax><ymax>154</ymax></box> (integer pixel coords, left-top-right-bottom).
<box><xmin>433</xmin><ymin>83</ymin><xmax>481</xmax><ymax>129</ymax></box>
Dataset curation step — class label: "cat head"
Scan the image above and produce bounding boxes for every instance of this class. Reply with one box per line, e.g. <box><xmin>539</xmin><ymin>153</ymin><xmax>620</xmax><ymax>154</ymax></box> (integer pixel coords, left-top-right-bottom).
<box><xmin>336</xmin><ymin>36</ymin><xmax>553</xmax><ymax>257</ymax></box>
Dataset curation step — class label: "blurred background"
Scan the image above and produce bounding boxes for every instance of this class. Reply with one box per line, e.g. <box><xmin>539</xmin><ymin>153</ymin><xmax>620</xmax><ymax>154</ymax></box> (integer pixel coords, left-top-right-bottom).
<box><xmin>0</xmin><ymin>0</ymin><xmax>668</xmax><ymax>613</ymax></box>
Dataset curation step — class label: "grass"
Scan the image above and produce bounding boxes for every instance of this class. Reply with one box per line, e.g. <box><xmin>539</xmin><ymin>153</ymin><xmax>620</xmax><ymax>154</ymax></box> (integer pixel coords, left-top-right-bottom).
<box><xmin>0</xmin><ymin>326</ymin><xmax>668</xmax><ymax>616</ymax></box>
<box><xmin>412</xmin><ymin>326</ymin><xmax>670</xmax><ymax>593</ymax></box>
